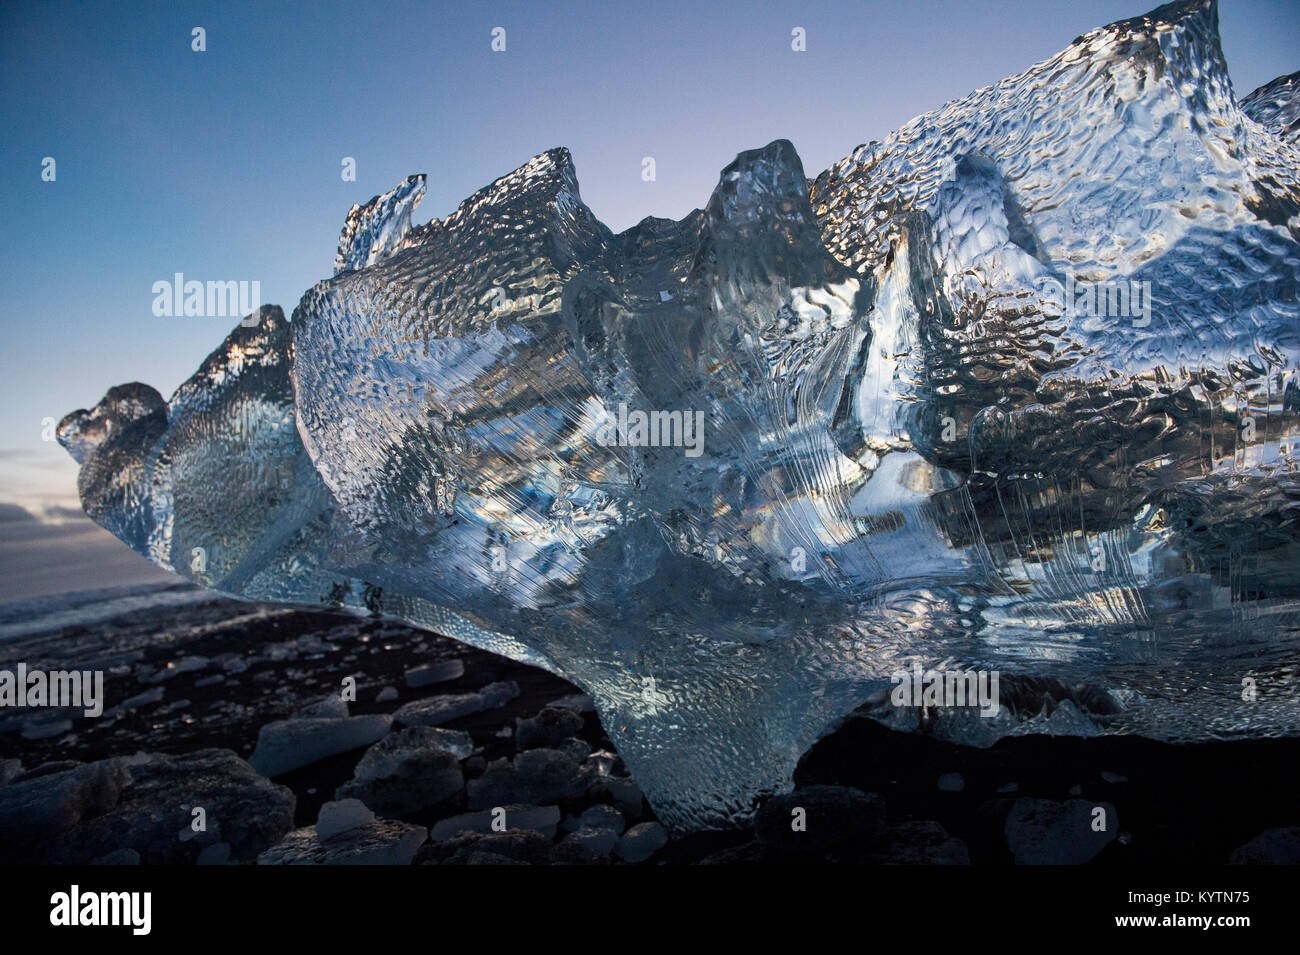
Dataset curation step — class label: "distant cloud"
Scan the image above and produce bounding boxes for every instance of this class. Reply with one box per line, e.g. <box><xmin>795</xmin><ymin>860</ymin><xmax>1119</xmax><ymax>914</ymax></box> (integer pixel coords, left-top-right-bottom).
<box><xmin>0</xmin><ymin>444</ymin><xmax>83</xmax><ymax>521</ymax></box>
<box><xmin>0</xmin><ymin>503</ymin><xmax>37</xmax><ymax>523</ymax></box>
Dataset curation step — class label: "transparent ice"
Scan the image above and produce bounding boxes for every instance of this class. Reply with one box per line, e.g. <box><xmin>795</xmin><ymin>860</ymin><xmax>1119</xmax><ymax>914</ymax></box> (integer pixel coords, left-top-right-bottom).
<box><xmin>60</xmin><ymin>0</ymin><xmax>1300</xmax><ymax>830</ymax></box>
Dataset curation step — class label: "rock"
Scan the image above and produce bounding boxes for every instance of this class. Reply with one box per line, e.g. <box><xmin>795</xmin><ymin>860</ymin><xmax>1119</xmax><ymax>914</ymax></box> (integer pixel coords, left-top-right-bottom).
<box><xmin>196</xmin><ymin>842</ymin><xmax>231</xmax><ymax>865</ymax></box>
<box><xmin>696</xmin><ymin>841</ymin><xmax>773</xmax><ymax>864</ymax></box>
<box><xmin>563</xmin><ymin>827</ymin><xmax>619</xmax><ymax>856</ymax></box>
<box><xmin>45</xmin><ymin>749</ymin><xmax>295</xmax><ymax>865</ymax></box>
<box><xmin>558</xmin><ymin>737</ymin><xmax>591</xmax><ymax>762</ymax></box>
<box><xmin>458</xmin><ymin>851</ymin><xmax>529</xmax><ymax>865</ymax></box>
<box><xmin>1004</xmin><ymin>798</ymin><xmax>1117</xmax><ymax>865</ymax></box>
<box><xmin>248</xmin><ymin>714</ymin><xmax>392</xmax><ymax>776</ymax></box>
<box><xmin>467</xmin><ymin>749</ymin><xmax>590</xmax><ymax>809</ymax></box>
<box><xmin>975</xmin><ymin>796</ymin><xmax>1017</xmax><ymax>836</ymax></box>
<box><xmin>616</xmin><ymin>822</ymin><xmax>669</xmax><ymax>863</ymax></box>
<box><xmin>1100</xmin><ymin>770</ymin><xmax>1128</xmax><ymax>784</ymax></box>
<box><xmin>479</xmin><ymin>680</ymin><xmax>521</xmax><ymax>708</ymax></box>
<box><xmin>430</xmin><ymin>804</ymin><xmax>561</xmax><ymax>841</ymax></box>
<box><xmin>376</xmin><ymin>686</ymin><xmax>399</xmax><ymax>703</ymax></box>
<box><xmin>336</xmin><ymin>727</ymin><xmax>466</xmax><ymax>816</ymax></box>
<box><xmin>755</xmin><ymin>785</ymin><xmax>886</xmax><ymax>852</ymax></box>
<box><xmin>422</xmin><ymin>829</ymin><xmax>554</xmax><ymax>865</ymax></box>
<box><xmin>877</xmin><ymin>821</ymin><xmax>970</xmax><ymax>864</ymax></box>
<box><xmin>294</xmin><ymin>695</ymin><xmax>349</xmax><ymax>719</ymax></box>
<box><xmin>550</xmin><ymin>840</ymin><xmax>606</xmax><ymax>865</ymax></box>
<box><xmin>0</xmin><ymin>759</ymin><xmax>22</xmax><ymax>785</ymax></box>
<box><xmin>514</xmin><ymin>706</ymin><xmax>584</xmax><ymax>750</ymax></box>
<box><xmin>937</xmin><ymin>772</ymin><xmax>965</xmax><ymax>792</ymax></box>
<box><xmin>600</xmin><ymin>776</ymin><xmax>645</xmax><ymax>820</ymax></box>
<box><xmin>0</xmin><ymin>758</ymin><xmax>131</xmax><ymax>860</ymax></box>
<box><xmin>316</xmin><ymin>798</ymin><xmax>375</xmax><ymax>841</ymax></box>
<box><xmin>91</xmin><ymin>848</ymin><xmax>141</xmax><ymax>865</ymax></box>
<box><xmin>1228</xmin><ymin>827</ymin><xmax>1300</xmax><ymax>864</ymax></box>
<box><xmin>259</xmin><ymin>820</ymin><xmax>426</xmax><ymax>865</ymax></box>
<box><xmin>578</xmin><ymin>803</ymin><xmax>626</xmax><ymax>836</ymax></box>
<box><xmin>405</xmin><ymin>659</ymin><xmax>464</xmax><ymax>688</ymax></box>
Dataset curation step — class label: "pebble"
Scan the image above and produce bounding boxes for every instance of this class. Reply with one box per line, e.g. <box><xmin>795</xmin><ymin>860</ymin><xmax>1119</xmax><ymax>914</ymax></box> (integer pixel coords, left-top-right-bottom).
<box><xmin>615</xmin><ymin>822</ymin><xmax>669</xmax><ymax>863</ymax></box>
<box><xmin>260</xmin><ymin>820</ymin><xmax>426</xmax><ymax>865</ymax></box>
<box><xmin>937</xmin><ymin>772</ymin><xmax>965</xmax><ymax>792</ymax></box>
<box><xmin>564</xmin><ymin>827</ymin><xmax>619</xmax><ymax>856</ymax></box>
<box><xmin>755</xmin><ymin>785</ymin><xmax>885</xmax><ymax>852</ymax></box>
<box><xmin>336</xmin><ymin>727</ymin><xmax>466</xmax><ymax>815</ymax></box>
<box><xmin>1004</xmin><ymin>798</ymin><xmax>1117</xmax><ymax>865</ymax></box>
<box><xmin>430</xmin><ymin>804</ymin><xmax>561</xmax><ymax>841</ymax></box>
<box><xmin>1228</xmin><ymin>827</ymin><xmax>1300</xmax><ymax>864</ymax></box>
<box><xmin>467</xmin><ymin>749</ymin><xmax>590</xmax><ymax>809</ymax></box>
<box><xmin>515</xmin><ymin>706</ymin><xmax>584</xmax><ymax>750</ymax></box>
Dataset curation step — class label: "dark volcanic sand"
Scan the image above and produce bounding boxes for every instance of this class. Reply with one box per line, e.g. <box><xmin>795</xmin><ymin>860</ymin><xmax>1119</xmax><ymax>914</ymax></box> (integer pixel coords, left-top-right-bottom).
<box><xmin>2</xmin><ymin>594</ymin><xmax>1298</xmax><ymax>864</ymax></box>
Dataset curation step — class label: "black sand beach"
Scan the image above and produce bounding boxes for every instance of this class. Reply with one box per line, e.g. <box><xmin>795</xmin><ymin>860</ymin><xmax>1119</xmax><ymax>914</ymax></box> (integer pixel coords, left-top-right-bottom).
<box><xmin>2</xmin><ymin>589</ymin><xmax>1298</xmax><ymax>865</ymax></box>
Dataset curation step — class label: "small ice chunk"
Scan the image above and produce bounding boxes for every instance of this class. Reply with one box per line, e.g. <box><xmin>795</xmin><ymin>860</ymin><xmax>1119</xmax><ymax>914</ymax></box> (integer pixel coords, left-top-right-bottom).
<box><xmin>316</xmin><ymin>798</ymin><xmax>376</xmax><ymax>841</ymax></box>
<box><xmin>405</xmin><ymin>659</ymin><xmax>464</xmax><ymax>688</ymax></box>
<box><xmin>294</xmin><ymin>694</ymin><xmax>350</xmax><ymax>719</ymax></box>
<box><xmin>248</xmin><ymin>715</ymin><xmax>392</xmax><ymax>777</ymax></box>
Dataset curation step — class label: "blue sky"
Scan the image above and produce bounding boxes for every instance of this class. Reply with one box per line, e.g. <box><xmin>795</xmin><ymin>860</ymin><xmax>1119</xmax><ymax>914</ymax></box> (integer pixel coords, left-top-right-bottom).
<box><xmin>1</xmin><ymin>0</ymin><xmax>1297</xmax><ymax>522</ymax></box>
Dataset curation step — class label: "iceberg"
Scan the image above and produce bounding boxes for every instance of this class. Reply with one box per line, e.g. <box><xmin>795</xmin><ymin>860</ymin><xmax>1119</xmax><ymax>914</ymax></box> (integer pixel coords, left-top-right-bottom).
<box><xmin>60</xmin><ymin>0</ymin><xmax>1300</xmax><ymax>831</ymax></box>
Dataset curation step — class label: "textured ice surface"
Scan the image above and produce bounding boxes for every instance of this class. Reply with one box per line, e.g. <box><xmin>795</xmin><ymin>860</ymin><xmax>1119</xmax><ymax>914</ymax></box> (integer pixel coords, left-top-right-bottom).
<box><xmin>1242</xmin><ymin>71</ymin><xmax>1300</xmax><ymax>140</ymax></box>
<box><xmin>61</xmin><ymin>0</ymin><xmax>1300</xmax><ymax>830</ymax></box>
<box><xmin>335</xmin><ymin>175</ymin><xmax>427</xmax><ymax>275</ymax></box>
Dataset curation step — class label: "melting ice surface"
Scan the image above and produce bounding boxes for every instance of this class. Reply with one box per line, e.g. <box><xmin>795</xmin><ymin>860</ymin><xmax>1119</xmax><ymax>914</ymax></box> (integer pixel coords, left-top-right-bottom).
<box><xmin>60</xmin><ymin>1</ymin><xmax>1300</xmax><ymax>830</ymax></box>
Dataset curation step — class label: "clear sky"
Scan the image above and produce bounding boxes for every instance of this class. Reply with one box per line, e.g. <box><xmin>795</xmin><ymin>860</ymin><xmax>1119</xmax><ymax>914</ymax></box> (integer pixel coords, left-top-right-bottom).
<box><xmin>1</xmin><ymin>0</ymin><xmax>1297</xmax><ymax>524</ymax></box>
